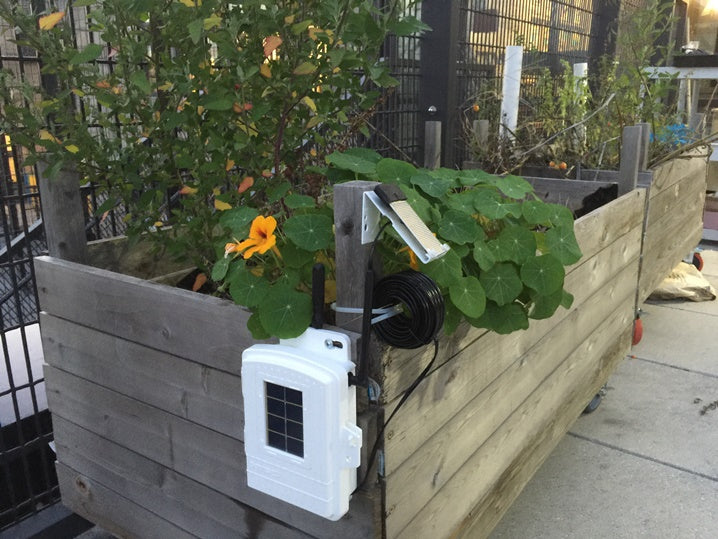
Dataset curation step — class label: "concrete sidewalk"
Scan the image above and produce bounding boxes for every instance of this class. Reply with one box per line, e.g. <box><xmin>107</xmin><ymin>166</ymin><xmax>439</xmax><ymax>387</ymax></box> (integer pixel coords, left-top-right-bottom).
<box><xmin>491</xmin><ymin>247</ymin><xmax>718</xmax><ymax>538</ymax></box>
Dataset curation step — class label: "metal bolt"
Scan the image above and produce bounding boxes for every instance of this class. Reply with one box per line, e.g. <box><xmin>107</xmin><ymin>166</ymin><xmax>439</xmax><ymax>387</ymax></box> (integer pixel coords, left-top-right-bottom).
<box><xmin>427</xmin><ymin>105</ymin><xmax>437</xmax><ymax>114</ymax></box>
<box><xmin>324</xmin><ymin>339</ymin><xmax>334</xmax><ymax>349</ymax></box>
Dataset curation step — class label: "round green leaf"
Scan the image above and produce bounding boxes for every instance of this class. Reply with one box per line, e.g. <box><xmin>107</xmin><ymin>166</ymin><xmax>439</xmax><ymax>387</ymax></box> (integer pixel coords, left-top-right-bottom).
<box><xmin>279</xmin><ymin>242</ymin><xmax>315</xmax><ymax>268</ymax></box>
<box><xmin>420</xmin><ymin>249</ymin><xmax>462</xmax><ymax>287</ymax></box>
<box><xmin>259</xmin><ymin>285</ymin><xmax>312</xmax><ymax>339</ymax></box>
<box><xmin>492</xmin><ymin>225</ymin><xmax>537</xmax><ymax>264</ymax></box>
<box><xmin>479</xmin><ymin>262</ymin><xmax>523</xmax><ymax>306</ymax></box>
<box><xmin>247</xmin><ymin>312</ymin><xmax>271</xmax><ymax>340</ymax></box>
<box><xmin>449</xmin><ymin>276</ymin><xmax>486</xmax><ymax>318</ymax></box>
<box><xmin>469</xmin><ymin>301</ymin><xmax>529</xmax><ymax>334</ymax></box>
<box><xmin>522</xmin><ymin>200</ymin><xmax>552</xmax><ymax>225</ymax></box>
<box><xmin>230</xmin><ymin>270</ymin><xmax>270</xmax><ymax>308</ymax></box>
<box><xmin>521</xmin><ymin>254</ymin><xmax>565</xmax><ymax>295</ymax></box>
<box><xmin>545</xmin><ymin>225</ymin><xmax>582</xmax><ymax>265</ymax></box>
<box><xmin>376</xmin><ymin>158</ymin><xmax>417</xmax><ymax>184</ymax></box>
<box><xmin>219</xmin><ymin>206</ymin><xmax>259</xmax><ymax>235</ymax></box>
<box><xmin>443</xmin><ymin>301</ymin><xmax>463</xmax><ymax>336</ymax></box>
<box><xmin>326</xmin><ymin>151</ymin><xmax>377</xmax><ymax>175</ymax></box>
<box><xmin>473</xmin><ymin>240</ymin><xmax>496</xmax><ymax>271</ymax></box>
<box><xmin>411</xmin><ymin>172</ymin><xmax>450</xmax><ymax>198</ymax></box>
<box><xmin>473</xmin><ymin>189</ymin><xmax>511</xmax><ymax>219</ymax></box>
<box><xmin>446</xmin><ymin>191</ymin><xmax>477</xmax><ymax>213</ymax></box>
<box><xmin>528</xmin><ymin>288</ymin><xmax>563</xmax><ymax>320</ymax></box>
<box><xmin>496</xmin><ymin>174</ymin><xmax>534</xmax><ymax>199</ymax></box>
<box><xmin>285</xmin><ymin>193</ymin><xmax>316</xmax><ymax>209</ymax></box>
<box><xmin>343</xmin><ymin>147</ymin><xmax>382</xmax><ymax>163</ymax></box>
<box><xmin>546</xmin><ymin>204</ymin><xmax>575</xmax><ymax>228</ymax></box>
<box><xmin>283</xmin><ymin>214</ymin><xmax>333</xmax><ymax>250</ymax></box>
<box><xmin>458</xmin><ymin>168</ymin><xmax>496</xmax><ymax>187</ymax></box>
<box><xmin>438</xmin><ymin>210</ymin><xmax>481</xmax><ymax>244</ymax></box>
<box><xmin>400</xmin><ymin>185</ymin><xmax>433</xmax><ymax>223</ymax></box>
<box><xmin>211</xmin><ymin>257</ymin><xmax>230</xmax><ymax>281</ymax></box>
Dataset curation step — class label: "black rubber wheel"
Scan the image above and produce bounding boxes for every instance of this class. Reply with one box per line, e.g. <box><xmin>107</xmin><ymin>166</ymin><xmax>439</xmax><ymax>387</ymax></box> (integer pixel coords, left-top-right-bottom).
<box><xmin>583</xmin><ymin>393</ymin><xmax>603</xmax><ymax>414</ymax></box>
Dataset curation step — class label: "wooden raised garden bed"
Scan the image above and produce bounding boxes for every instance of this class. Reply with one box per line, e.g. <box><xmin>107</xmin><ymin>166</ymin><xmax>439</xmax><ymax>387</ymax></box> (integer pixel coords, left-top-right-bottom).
<box><xmin>35</xmin><ymin>150</ymin><xmax>705</xmax><ymax>537</ymax></box>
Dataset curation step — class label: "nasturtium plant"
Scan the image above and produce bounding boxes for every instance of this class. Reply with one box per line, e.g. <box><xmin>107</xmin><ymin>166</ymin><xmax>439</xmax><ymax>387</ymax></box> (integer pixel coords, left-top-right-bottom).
<box><xmin>326</xmin><ymin>149</ymin><xmax>582</xmax><ymax>335</ymax></box>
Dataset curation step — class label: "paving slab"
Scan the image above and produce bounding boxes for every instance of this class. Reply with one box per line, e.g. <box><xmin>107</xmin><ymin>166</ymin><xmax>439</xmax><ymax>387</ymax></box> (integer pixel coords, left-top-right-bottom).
<box><xmin>572</xmin><ymin>357</ymin><xmax>718</xmax><ymax>480</ymax></box>
<box><xmin>490</xmin><ymin>434</ymin><xmax>718</xmax><ymax>539</ymax></box>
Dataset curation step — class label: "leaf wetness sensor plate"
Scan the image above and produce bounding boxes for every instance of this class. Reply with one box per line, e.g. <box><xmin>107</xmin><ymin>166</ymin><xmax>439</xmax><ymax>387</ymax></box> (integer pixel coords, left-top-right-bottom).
<box><xmin>362</xmin><ymin>184</ymin><xmax>450</xmax><ymax>263</ymax></box>
<box><xmin>242</xmin><ymin>327</ymin><xmax>362</xmax><ymax>520</ymax></box>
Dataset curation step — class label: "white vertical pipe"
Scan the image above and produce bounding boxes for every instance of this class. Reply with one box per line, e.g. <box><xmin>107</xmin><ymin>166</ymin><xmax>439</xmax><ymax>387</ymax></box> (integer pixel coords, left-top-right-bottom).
<box><xmin>573</xmin><ymin>62</ymin><xmax>588</xmax><ymax>147</ymax></box>
<box><xmin>499</xmin><ymin>45</ymin><xmax>523</xmax><ymax>141</ymax></box>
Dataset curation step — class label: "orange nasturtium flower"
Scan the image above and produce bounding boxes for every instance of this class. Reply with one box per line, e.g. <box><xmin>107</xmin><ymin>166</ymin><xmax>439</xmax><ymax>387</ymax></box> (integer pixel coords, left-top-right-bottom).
<box><xmin>399</xmin><ymin>245</ymin><xmax>419</xmax><ymax>271</ymax></box>
<box><xmin>225</xmin><ymin>215</ymin><xmax>278</xmax><ymax>259</ymax></box>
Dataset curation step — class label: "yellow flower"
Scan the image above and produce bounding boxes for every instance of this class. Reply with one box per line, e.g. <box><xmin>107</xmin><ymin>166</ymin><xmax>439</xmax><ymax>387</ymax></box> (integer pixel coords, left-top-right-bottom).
<box><xmin>226</xmin><ymin>215</ymin><xmax>278</xmax><ymax>259</ymax></box>
<box><xmin>399</xmin><ymin>246</ymin><xmax>419</xmax><ymax>270</ymax></box>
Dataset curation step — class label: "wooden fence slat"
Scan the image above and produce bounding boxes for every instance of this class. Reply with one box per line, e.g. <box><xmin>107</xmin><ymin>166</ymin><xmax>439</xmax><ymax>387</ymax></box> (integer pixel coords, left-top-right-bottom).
<box><xmin>56</xmin><ymin>462</ymin><xmax>195</xmax><ymax>539</ymax></box>
<box><xmin>53</xmin><ymin>416</ymin><xmax>311</xmax><ymax>539</ymax></box>
<box><xmin>41</xmin><ymin>313</ymin><xmax>244</xmax><ymax>439</ymax></box>
<box><xmin>618</xmin><ymin>125</ymin><xmax>642</xmax><ymax>196</ymax></box>
<box><xmin>35</xmin><ymin>256</ymin><xmax>257</xmax><ymax>375</ymax></box>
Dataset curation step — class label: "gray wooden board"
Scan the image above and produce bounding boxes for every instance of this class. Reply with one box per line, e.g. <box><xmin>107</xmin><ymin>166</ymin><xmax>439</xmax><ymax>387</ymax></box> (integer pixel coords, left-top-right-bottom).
<box><xmin>40</xmin><ymin>313</ymin><xmax>245</xmax><ymax>439</ymax></box>
<box><xmin>35</xmin><ymin>255</ymin><xmax>258</xmax><ymax>375</ymax></box>
<box><xmin>53</xmin><ymin>416</ymin><xmax>312</xmax><ymax>539</ymax></box>
<box><xmin>390</xmin><ymin>309</ymin><xmax>634</xmax><ymax>539</ymax></box>
<box><xmin>56</xmin><ymin>461</ymin><xmax>196</xmax><ymax>539</ymax></box>
<box><xmin>44</xmin><ymin>365</ymin><xmax>380</xmax><ymax>538</ymax></box>
<box><xmin>521</xmin><ymin>177</ymin><xmax>617</xmax><ymax>211</ymax></box>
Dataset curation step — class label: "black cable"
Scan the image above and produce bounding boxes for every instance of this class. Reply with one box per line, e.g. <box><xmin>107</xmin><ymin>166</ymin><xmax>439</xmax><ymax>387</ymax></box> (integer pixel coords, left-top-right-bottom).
<box><xmin>372</xmin><ymin>270</ymin><xmax>444</xmax><ymax>349</ymax></box>
<box><xmin>354</xmin><ymin>338</ymin><xmax>439</xmax><ymax>494</ymax></box>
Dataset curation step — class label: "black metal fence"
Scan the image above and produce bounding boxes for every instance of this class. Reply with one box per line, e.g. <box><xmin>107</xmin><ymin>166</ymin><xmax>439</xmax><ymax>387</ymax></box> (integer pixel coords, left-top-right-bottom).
<box><xmin>0</xmin><ymin>0</ymin><xmax>652</xmax><ymax>532</ymax></box>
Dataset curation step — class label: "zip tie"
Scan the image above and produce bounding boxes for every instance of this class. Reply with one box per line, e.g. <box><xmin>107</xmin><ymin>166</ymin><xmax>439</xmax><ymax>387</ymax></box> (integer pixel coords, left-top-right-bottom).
<box><xmin>331</xmin><ymin>303</ymin><xmax>403</xmax><ymax>325</ymax></box>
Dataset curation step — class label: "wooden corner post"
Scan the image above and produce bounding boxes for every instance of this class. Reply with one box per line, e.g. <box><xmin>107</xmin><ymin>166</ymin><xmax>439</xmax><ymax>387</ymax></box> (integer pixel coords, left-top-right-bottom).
<box><xmin>37</xmin><ymin>161</ymin><xmax>88</xmax><ymax>264</ymax></box>
<box><xmin>618</xmin><ymin>125</ymin><xmax>642</xmax><ymax>196</ymax></box>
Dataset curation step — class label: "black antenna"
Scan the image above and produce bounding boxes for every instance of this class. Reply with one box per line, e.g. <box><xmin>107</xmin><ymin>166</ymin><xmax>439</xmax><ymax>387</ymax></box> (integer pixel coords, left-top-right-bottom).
<box><xmin>310</xmin><ymin>263</ymin><xmax>325</xmax><ymax>329</ymax></box>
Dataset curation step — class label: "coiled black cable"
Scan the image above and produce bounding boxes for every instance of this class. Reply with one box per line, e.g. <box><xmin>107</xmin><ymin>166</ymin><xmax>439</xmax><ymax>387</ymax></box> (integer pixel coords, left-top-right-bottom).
<box><xmin>372</xmin><ymin>270</ymin><xmax>444</xmax><ymax>349</ymax></box>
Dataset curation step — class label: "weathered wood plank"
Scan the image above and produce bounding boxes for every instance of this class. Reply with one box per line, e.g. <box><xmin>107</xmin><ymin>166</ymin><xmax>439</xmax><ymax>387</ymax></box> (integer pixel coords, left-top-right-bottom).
<box><xmin>521</xmin><ymin>177</ymin><xmax>616</xmax><ymax>211</ymax></box>
<box><xmin>53</xmin><ymin>416</ymin><xmax>312</xmax><ymax>539</ymax></box>
<box><xmin>37</xmin><ymin>163</ymin><xmax>89</xmax><ymax>264</ymax></box>
<box><xmin>649</xmin><ymin>151</ymin><xmax>707</xmax><ymax>194</ymax></box>
<box><xmin>579</xmin><ymin>169</ymin><xmax>653</xmax><ymax>185</ymax></box>
<box><xmin>56</xmin><ymin>462</ymin><xmax>195</xmax><ymax>539</ymax></box>
<box><xmin>618</xmin><ymin>125</ymin><xmax>642</xmax><ymax>196</ymax></box>
<box><xmin>44</xmin><ymin>365</ymin><xmax>380</xmax><ymax>539</ymax></box>
<box><xmin>385</xmin><ymin>290</ymin><xmax>635</xmax><ymax>535</ymax></box>
<box><xmin>390</xmin><ymin>307</ymin><xmax>633</xmax><ymax>539</ymax></box>
<box><xmin>381</xmin><ymin>214</ymin><xmax>643</xmax><ymax>403</ymax></box>
<box><xmin>35</xmin><ymin>255</ymin><xmax>257</xmax><ymax>375</ymax></box>
<box><xmin>644</xmin><ymin>161</ymin><xmax>707</xmax><ymax>228</ymax></box>
<box><xmin>383</xmin><ymin>257</ymin><xmax>638</xmax><ymax>483</ymax></box>
<box><xmin>41</xmin><ymin>313</ymin><xmax>244</xmax><ymax>439</ymax></box>
<box><xmin>453</xmin><ymin>327</ymin><xmax>632</xmax><ymax>539</ymax></box>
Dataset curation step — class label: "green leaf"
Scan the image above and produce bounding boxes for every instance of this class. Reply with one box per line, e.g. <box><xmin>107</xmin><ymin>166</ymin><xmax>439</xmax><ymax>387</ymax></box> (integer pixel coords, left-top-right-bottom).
<box><xmin>285</xmin><ymin>193</ymin><xmax>316</xmax><ymax>209</ymax></box>
<box><xmin>203</xmin><ymin>95</ymin><xmax>234</xmax><ymax>111</ymax></box>
<box><xmin>545</xmin><ymin>225</ymin><xmax>582</xmax><ymax>265</ymax></box>
<box><xmin>219</xmin><ymin>206</ymin><xmax>259</xmax><ymax>235</ymax></box>
<box><xmin>492</xmin><ymin>225</ymin><xmax>536</xmax><ymax>264</ymax></box>
<box><xmin>479</xmin><ymin>262</ymin><xmax>523</xmax><ymax>306</ymax></box>
<box><xmin>473</xmin><ymin>240</ymin><xmax>496</xmax><ymax>271</ymax></box>
<box><xmin>326</xmin><ymin>151</ymin><xmax>377</xmax><ymax>175</ymax></box>
<box><xmin>247</xmin><ymin>312</ymin><xmax>271</xmax><ymax>340</ymax></box>
<box><xmin>419</xmin><ymin>249</ymin><xmax>462</xmax><ymax>287</ymax></box>
<box><xmin>400</xmin><ymin>185</ymin><xmax>433</xmax><ymax>223</ymax></box>
<box><xmin>388</xmin><ymin>15</ymin><xmax>431</xmax><ymax>36</ymax></box>
<box><xmin>546</xmin><ymin>204</ymin><xmax>575</xmax><ymax>228</ymax></box>
<box><xmin>469</xmin><ymin>302</ymin><xmax>529</xmax><ymax>334</ymax></box>
<box><xmin>376</xmin><ymin>158</ymin><xmax>417</xmax><ymax>184</ymax></box>
<box><xmin>203</xmin><ymin>13</ymin><xmax>222</xmax><ymax>30</ymax></box>
<box><xmin>343</xmin><ymin>147</ymin><xmax>382</xmax><ymax>163</ymax></box>
<box><xmin>443</xmin><ymin>301</ymin><xmax>463</xmax><ymax>336</ymax></box>
<box><xmin>449</xmin><ymin>276</ymin><xmax>486</xmax><ymax>318</ymax></box>
<box><xmin>284</xmin><ymin>214</ymin><xmax>333</xmax><ymax>250</ymax></box>
<box><xmin>188</xmin><ymin>19</ymin><xmax>203</xmax><ymax>44</ymax></box>
<box><xmin>70</xmin><ymin>43</ymin><xmax>103</xmax><ymax>65</ymax></box>
<box><xmin>522</xmin><ymin>200</ymin><xmax>552</xmax><ymax>224</ymax></box>
<box><xmin>561</xmin><ymin>290</ymin><xmax>575</xmax><ymax>309</ymax></box>
<box><xmin>438</xmin><ymin>210</ymin><xmax>481</xmax><ymax>245</ymax></box>
<box><xmin>446</xmin><ymin>191</ymin><xmax>477</xmax><ymax>213</ymax></box>
<box><xmin>259</xmin><ymin>284</ymin><xmax>312</xmax><ymax>339</ymax></box>
<box><xmin>293</xmin><ymin>61</ymin><xmax>317</xmax><ymax>75</ymax></box>
<box><xmin>130</xmin><ymin>71</ymin><xmax>152</xmax><ymax>94</ymax></box>
<box><xmin>211</xmin><ymin>257</ymin><xmax>230</xmax><ymax>281</ymax></box>
<box><xmin>473</xmin><ymin>189</ymin><xmax>511</xmax><ymax>219</ymax></box>
<box><xmin>528</xmin><ymin>287</ymin><xmax>563</xmax><ymax>320</ymax></box>
<box><xmin>411</xmin><ymin>172</ymin><xmax>450</xmax><ymax>198</ymax></box>
<box><xmin>267</xmin><ymin>181</ymin><xmax>291</xmax><ymax>203</ymax></box>
<box><xmin>457</xmin><ymin>168</ymin><xmax>496</xmax><ymax>187</ymax></box>
<box><xmin>280</xmin><ymin>242</ymin><xmax>315</xmax><ymax>269</ymax></box>
<box><xmin>496</xmin><ymin>174</ymin><xmax>534</xmax><ymax>199</ymax></box>
<box><xmin>521</xmin><ymin>254</ymin><xmax>565</xmax><ymax>295</ymax></box>
<box><xmin>230</xmin><ymin>270</ymin><xmax>270</xmax><ymax>308</ymax></box>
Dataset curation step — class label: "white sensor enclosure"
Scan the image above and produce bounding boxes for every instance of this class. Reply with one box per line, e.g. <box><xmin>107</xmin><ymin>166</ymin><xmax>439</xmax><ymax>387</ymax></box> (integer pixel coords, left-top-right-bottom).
<box><xmin>242</xmin><ymin>327</ymin><xmax>362</xmax><ymax>521</ymax></box>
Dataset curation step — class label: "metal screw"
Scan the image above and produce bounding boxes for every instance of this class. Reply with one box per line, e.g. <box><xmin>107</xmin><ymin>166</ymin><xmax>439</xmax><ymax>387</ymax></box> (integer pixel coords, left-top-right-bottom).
<box><xmin>324</xmin><ymin>339</ymin><xmax>334</xmax><ymax>349</ymax></box>
<box><xmin>427</xmin><ymin>105</ymin><xmax>437</xmax><ymax>114</ymax></box>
